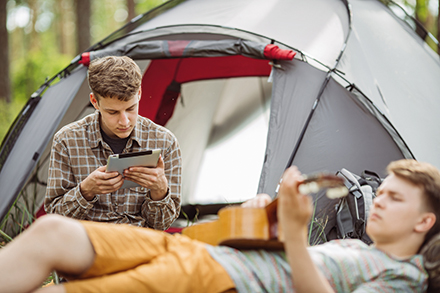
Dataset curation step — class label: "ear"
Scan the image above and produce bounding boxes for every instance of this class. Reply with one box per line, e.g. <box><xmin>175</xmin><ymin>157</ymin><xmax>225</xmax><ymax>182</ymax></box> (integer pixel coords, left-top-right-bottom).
<box><xmin>138</xmin><ymin>87</ymin><xmax>142</xmax><ymax>102</ymax></box>
<box><xmin>415</xmin><ymin>213</ymin><xmax>436</xmax><ymax>233</ymax></box>
<box><xmin>90</xmin><ymin>93</ymin><xmax>99</xmax><ymax>110</ymax></box>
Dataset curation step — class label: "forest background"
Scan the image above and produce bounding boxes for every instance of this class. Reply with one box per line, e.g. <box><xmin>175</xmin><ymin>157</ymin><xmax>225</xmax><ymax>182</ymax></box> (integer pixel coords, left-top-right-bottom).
<box><xmin>0</xmin><ymin>0</ymin><xmax>439</xmax><ymax>143</ymax></box>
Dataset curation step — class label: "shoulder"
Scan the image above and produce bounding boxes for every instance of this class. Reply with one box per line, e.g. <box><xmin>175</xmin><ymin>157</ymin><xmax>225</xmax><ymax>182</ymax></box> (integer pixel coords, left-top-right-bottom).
<box><xmin>137</xmin><ymin>116</ymin><xmax>179</xmax><ymax>142</ymax></box>
<box><xmin>53</xmin><ymin>112</ymin><xmax>97</xmax><ymax>142</ymax></box>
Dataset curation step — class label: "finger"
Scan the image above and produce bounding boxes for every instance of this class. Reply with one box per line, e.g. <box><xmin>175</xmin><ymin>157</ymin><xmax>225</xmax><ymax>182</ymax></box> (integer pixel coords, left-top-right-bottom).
<box><xmin>107</xmin><ymin>174</ymin><xmax>124</xmax><ymax>185</ymax></box>
<box><xmin>97</xmin><ymin>165</ymin><xmax>107</xmax><ymax>172</ymax></box>
<box><xmin>98</xmin><ymin>176</ymin><xmax>124</xmax><ymax>193</ymax></box>
<box><xmin>102</xmin><ymin>171</ymin><xmax>121</xmax><ymax>180</ymax></box>
<box><xmin>241</xmin><ymin>194</ymin><xmax>272</xmax><ymax>208</ymax></box>
<box><xmin>99</xmin><ymin>165</ymin><xmax>119</xmax><ymax>178</ymax></box>
<box><xmin>254</xmin><ymin>194</ymin><xmax>272</xmax><ymax>207</ymax></box>
<box><xmin>279</xmin><ymin>168</ymin><xmax>302</xmax><ymax>196</ymax></box>
<box><xmin>123</xmin><ymin>173</ymin><xmax>149</xmax><ymax>187</ymax></box>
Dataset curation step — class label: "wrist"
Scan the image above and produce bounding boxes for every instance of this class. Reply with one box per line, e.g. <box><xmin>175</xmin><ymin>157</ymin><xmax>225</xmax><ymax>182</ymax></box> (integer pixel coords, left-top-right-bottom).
<box><xmin>80</xmin><ymin>181</ymin><xmax>95</xmax><ymax>201</ymax></box>
<box><xmin>283</xmin><ymin>224</ymin><xmax>309</xmax><ymax>244</ymax></box>
<box><xmin>150</xmin><ymin>187</ymin><xmax>169</xmax><ymax>201</ymax></box>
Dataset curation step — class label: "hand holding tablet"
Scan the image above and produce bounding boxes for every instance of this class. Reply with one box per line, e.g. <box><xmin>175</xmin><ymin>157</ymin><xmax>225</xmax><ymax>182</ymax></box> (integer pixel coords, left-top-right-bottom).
<box><xmin>106</xmin><ymin>149</ymin><xmax>161</xmax><ymax>190</ymax></box>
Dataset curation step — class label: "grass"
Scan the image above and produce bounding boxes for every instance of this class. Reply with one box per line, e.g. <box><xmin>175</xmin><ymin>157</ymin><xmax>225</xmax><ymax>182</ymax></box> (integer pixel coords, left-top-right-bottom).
<box><xmin>0</xmin><ymin>220</ymin><xmax>59</xmax><ymax>288</ymax></box>
<box><xmin>0</xmin><ymin>176</ymin><xmax>59</xmax><ymax>288</ymax></box>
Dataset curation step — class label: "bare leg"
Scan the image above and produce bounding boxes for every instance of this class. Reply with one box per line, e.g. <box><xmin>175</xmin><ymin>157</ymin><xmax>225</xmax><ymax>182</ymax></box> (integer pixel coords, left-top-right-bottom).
<box><xmin>0</xmin><ymin>214</ymin><xmax>95</xmax><ymax>293</ymax></box>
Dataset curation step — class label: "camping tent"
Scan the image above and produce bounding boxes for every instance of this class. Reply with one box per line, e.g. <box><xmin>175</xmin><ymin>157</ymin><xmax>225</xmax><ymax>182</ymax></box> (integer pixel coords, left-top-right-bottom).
<box><xmin>1</xmin><ymin>0</ymin><xmax>439</xmax><ymax>225</ymax></box>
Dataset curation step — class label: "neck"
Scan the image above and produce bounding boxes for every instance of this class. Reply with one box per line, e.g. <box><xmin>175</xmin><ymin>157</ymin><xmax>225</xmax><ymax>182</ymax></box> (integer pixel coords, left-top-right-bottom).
<box><xmin>374</xmin><ymin>235</ymin><xmax>424</xmax><ymax>259</ymax></box>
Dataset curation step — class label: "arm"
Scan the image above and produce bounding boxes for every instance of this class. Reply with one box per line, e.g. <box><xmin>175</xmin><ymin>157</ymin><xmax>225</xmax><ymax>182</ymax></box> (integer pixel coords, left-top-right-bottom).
<box><xmin>44</xmin><ymin>139</ymin><xmax>123</xmax><ymax>219</ymax></box>
<box><xmin>126</xmin><ymin>139</ymin><xmax>182</xmax><ymax>230</ymax></box>
<box><xmin>278</xmin><ymin>167</ymin><xmax>335</xmax><ymax>293</ymax></box>
<box><xmin>44</xmin><ymin>139</ymin><xmax>95</xmax><ymax>219</ymax></box>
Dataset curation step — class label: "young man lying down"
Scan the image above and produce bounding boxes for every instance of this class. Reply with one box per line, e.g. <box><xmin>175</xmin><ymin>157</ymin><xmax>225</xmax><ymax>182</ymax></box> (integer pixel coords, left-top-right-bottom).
<box><xmin>1</xmin><ymin>159</ymin><xmax>440</xmax><ymax>293</ymax></box>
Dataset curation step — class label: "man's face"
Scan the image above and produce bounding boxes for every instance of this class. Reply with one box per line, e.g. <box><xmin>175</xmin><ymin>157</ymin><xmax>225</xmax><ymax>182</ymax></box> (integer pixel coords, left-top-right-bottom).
<box><xmin>366</xmin><ymin>173</ymin><xmax>427</xmax><ymax>244</ymax></box>
<box><xmin>90</xmin><ymin>92</ymin><xmax>140</xmax><ymax>139</ymax></box>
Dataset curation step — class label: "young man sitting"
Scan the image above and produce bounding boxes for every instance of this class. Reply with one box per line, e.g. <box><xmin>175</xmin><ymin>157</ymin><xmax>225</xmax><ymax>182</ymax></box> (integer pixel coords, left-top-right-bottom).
<box><xmin>44</xmin><ymin>56</ymin><xmax>182</xmax><ymax>230</ymax></box>
<box><xmin>1</xmin><ymin>159</ymin><xmax>439</xmax><ymax>292</ymax></box>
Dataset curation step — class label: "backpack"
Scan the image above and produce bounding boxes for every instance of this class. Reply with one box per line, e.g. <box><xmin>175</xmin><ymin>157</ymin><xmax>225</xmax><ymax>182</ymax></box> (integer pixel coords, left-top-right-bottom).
<box><xmin>334</xmin><ymin>169</ymin><xmax>382</xmax><ymax>245</ymax></box>
<box><xmin>308</xmin><ymin>168</ymin><xmax>382</xmax><ymax>245</ymax></box>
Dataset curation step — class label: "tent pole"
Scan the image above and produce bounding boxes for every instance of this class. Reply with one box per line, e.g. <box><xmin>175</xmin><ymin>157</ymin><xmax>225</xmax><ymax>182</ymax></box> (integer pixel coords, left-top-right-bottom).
<box><xmin>283</xmin><ymin>73</ymin><xmax>332</xmax><ymax>171</ymax></box>
<box><xmin>282</xmin><ymin>0</ymin><xmax>352</xmax><ymax>173</ymax></box>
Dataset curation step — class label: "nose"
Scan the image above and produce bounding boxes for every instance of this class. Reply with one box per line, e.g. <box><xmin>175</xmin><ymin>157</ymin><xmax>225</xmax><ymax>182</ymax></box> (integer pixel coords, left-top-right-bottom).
<box><xmin>372</xmin><ymin>194</ymin><xmax>385</xmax><ymax>208</ymax></box>
<box><xmin>119</xmin><ymin>112</ymin><xmax>129</xmax><ymax>125</ymax></box>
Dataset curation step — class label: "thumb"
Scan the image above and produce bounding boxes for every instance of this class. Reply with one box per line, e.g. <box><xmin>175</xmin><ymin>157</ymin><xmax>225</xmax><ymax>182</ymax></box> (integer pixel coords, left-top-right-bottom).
<box><xmin>98</xmin><ymin>165</ymin><xmax>108</xmax><ymax>172</ymax></box>
<box><xmin>157</xmin><ymin>155</ymin><xmax>165</xmax><ymax>169</ymax></box>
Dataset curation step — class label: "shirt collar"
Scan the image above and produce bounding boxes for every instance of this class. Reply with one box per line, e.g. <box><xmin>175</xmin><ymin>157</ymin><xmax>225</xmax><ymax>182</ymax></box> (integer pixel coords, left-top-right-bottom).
<box><xmin>88</xmin><ymin>110</ymin><xmax>144</xmax><ymax>150</ymax></box>
<box><xmin>130</xmin><ymin>116</ymin><xmax>144</xmax><ymax>148</ymax></box>
<box><xmin>88</xmin><ymin>111</ymin><xmax>103</xmax><ymax>149</ymax></box>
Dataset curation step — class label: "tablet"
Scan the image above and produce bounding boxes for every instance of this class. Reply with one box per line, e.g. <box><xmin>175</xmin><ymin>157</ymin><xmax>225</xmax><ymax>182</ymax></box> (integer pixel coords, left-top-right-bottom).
<box><xmin>106</xmin><ymin>149</ymin><xmax>161</xmax><ymax>190</ymax></box>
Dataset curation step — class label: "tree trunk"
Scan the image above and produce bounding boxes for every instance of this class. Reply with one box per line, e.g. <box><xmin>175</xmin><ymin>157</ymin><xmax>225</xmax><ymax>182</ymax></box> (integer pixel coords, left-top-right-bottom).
<box><xmin>56</xmin><ymin>0</ymin><xmax>67</xmax><ymax>55</ymax></box>
<box><xmin>0</xmin><ymin>0</ymin><xmax>11</xmax><ymax>103</ymax></box>
<box><xmin>28</xmin><ymin>0</ymin><xmax>39</xmax><ymax>51</ymax></box>
<box><xmin>127</xmin><ymin>0</ymin><xmax>136</xmax><ymax>22</ymax></box>
<box><xmin>76</xmin><ymin>0</ymin><xmax>91</xmax><ymax>54</ymax></box>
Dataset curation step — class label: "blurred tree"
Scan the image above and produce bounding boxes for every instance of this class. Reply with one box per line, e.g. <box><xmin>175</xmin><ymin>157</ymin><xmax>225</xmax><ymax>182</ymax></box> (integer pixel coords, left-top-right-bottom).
<box><xmin>28</xmin><ymin>0</ymin><xmax>39</xmax><ymax>51</ymax></box>
<box><xmin>0</xmin><ymin>0</ymin><xmax>11</xmax><ymax>103</ymax></box>
<box><xmin>127</xmin><ymin>0</ymin><xmax>135</xmax><ymax>22</ymax></box>
<box><xmin>76</xmin><ymin>0</ymin><xmax>91</xmax><ymax>53</ymax></box>
<box><xmin>56</xmin><ymin>0</ymin><xmax>76</xmax><ymax>56</ymax></box>
<box><xmin>136</xmin><ymin>0</ymin><xmax>166</xmax><ymax>15</ymax></box>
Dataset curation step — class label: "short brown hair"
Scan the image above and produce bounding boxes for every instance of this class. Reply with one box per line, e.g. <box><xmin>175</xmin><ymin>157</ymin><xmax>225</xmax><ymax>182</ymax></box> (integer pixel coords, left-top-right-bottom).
<box><xmin>387</xmin><ymin>159</ymin><xmax>440</xmax><ymax>245</ymax></box>
<box><xmin>88</xmin><ymin>56</ymin><xmax>142</xmax><ymax>101</ymax></box>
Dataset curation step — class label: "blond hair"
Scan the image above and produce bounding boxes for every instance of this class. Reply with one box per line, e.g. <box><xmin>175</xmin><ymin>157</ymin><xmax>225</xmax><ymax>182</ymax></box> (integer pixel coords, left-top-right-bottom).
<box><xmin>88</xmin><ymin>56</ymin><xmax>142</xmax><ymax>101</ymax></box>
<box><xmin>387</xmin><ymin>159</ymin><xmax>440</xmax><ymax>292</ymax></box>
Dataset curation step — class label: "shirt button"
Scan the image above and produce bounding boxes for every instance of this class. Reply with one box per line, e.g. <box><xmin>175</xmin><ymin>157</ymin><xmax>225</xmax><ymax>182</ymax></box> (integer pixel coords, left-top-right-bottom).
<box><xmin>141</xmin><ymin>187</ymin><xmax>145</xmax><ymax>191</ymax></box>
<box><xmin>115</xmin><ymin>203</ymin><xmax>118</xmax><ymax>206</ymax></box>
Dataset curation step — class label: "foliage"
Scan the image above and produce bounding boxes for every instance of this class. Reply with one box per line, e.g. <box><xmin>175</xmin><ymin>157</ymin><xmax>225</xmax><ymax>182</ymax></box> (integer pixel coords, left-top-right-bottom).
<box><xmin>11</xmin><ymin>49</ymin><xmax>72</xmax><ymax>103</ymax></box>
<box><xmin>0</xmin><ymin>98</ymin><xmax>26</xmax><ymax>144</ymax></box>
<box><xmin>308</xmin><ymin>201</ymin><xmax>329</xmax><ymax>246</ymax></box>
<box><xmin>135</xmin><ymin>0</ymin><xmax>168</xmax><ymax>15</ymax></box>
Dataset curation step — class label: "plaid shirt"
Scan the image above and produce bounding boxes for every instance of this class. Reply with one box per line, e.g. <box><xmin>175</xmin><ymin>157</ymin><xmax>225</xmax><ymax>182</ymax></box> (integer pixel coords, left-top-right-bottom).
<box><xmin>44</xmin><ymin>111</ymin><xmax>182</xmax><ymax>230</ymax></box>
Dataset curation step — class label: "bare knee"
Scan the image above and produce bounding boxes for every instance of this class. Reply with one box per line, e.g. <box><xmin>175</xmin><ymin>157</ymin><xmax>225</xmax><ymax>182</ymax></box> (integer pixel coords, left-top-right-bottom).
<box><xmin>30</xmin><ymin>215</ymin><xmax>74</xmax><ymax>240</ymax></box>
<box><xmin>29</xmin><ymin>215</ymin><xmax>95</xmax><ymax>273</ymax></box>
<box><xmin>28</xmin><ymin>215</ymin><xmax>89</xmax><ymax>253</ymax></box>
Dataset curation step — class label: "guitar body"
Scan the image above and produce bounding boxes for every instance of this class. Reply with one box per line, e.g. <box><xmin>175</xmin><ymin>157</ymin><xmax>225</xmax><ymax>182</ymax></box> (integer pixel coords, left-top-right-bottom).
<box><xmin>182</xmin><ymin>200</ymin><xmax>284</xmax><ymax>250</ymax></box>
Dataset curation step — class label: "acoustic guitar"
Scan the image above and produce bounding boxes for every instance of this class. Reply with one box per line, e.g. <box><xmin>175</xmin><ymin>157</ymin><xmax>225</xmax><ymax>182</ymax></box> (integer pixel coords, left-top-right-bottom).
<box><xmin>182</xmin><ymin>174</ymin><xmax>348</xmax><ymax>250</ymax></box>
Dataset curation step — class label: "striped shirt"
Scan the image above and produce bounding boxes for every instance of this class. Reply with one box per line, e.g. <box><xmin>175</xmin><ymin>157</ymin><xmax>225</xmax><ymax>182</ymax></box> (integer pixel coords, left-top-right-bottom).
<box><xmin>44</xmin><ymin>111</ymin><xmax>182</xmax><ymax>230</ymax></box>
<box><xmin>206</xmin><ymin>239</ymin><xmax>427</xmax><ymax>292</ymax></box>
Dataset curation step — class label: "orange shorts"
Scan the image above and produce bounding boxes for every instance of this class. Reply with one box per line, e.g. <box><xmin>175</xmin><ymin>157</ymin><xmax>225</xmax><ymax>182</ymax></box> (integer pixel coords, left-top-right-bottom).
<box><xmin>63</xmin><ymin>221</ymin><xmax>236</xmax><ymax>293</ymax></box>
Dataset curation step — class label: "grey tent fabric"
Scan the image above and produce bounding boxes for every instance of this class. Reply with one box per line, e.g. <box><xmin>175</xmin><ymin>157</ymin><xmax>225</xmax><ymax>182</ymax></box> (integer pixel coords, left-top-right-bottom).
<box><xmin>336</xmin><ymin>0</ymin><xmax>440</xmax><ymax>167</ymax></box>
<box><xmin>128</xmin><ymin>0</ymin><xmax>350</xmax><ymax>67</ymax></box>
<box><xmin>257</xmin><ymin>60</ymin><xmax>408</xmax><ymax>196</ymax></box>
<box><xmin>88</xmin><ymin>39</ymin><xmax>269</xmax><ymax>61</ymax></box>
<box><xmin>0</xmin><ymin>0</ymin><xmax>439</xmax><ymax>223</ymax></box>
<box><xmin>0</xmin><ymin>67</ymin><xmax>87</xmax><ymax>219</ymax></box>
